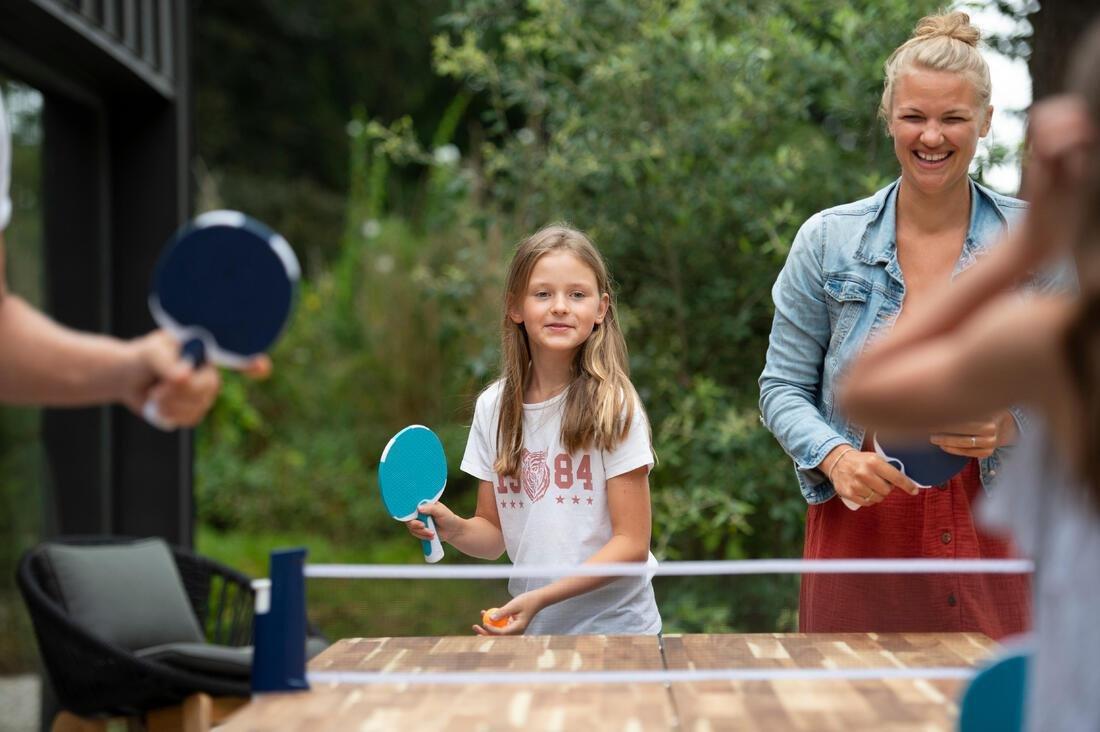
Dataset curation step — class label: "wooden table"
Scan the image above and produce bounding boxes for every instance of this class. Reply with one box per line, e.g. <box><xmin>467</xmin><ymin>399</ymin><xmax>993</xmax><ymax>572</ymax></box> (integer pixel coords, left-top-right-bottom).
<box><xmin>220</xmin><ymin>633</ymin><xmax>996</xmax><ymax>731</ymax></box>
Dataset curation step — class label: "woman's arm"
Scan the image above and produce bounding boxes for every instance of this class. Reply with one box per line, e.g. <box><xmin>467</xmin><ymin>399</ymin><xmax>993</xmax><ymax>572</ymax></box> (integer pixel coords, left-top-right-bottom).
<box><xmin>410</xmin><ymin>480</ymin><xmax>505</xmax><ymax>560</ymax></box>
<box><xmin>477</xmin><ymin>465</ymin><xmax>652</xmax><ymax>635</ymax></box>
<box><xmin>758</xmin><ymin>215</ymin><xmax>851</xmax><ymax>481</ymax></box>
<box><xmin>758</xmin><ymin>215</ymin><xmax>917</xmax><ymax>505</ymax></box>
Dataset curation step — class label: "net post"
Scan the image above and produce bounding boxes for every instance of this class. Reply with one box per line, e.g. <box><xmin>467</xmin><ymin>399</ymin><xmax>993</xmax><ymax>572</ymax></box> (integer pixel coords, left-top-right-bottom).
<box><xmin>251</xmin><ymin>547</ymin><xmax>310</xmax><ymax>693</ymax></box>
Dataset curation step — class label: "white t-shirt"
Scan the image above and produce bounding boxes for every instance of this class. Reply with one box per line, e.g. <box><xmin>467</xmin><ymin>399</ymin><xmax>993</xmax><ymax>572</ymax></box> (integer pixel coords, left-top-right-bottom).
<box><xmin>461</xmin><ymin>379</ymin><xmax>662</xmax><ymax>635</ymax></box>
<box><xmin>0</xmin><ymin>88</ymin><xmax>12</xmax><ymax>231</ymax></box>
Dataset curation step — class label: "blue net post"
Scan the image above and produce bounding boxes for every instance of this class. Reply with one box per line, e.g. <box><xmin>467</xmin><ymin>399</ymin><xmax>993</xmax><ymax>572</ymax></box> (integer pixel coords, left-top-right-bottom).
<box><xmin>251</xmin><ymin>547</ymin><xmax>310</xmax><ymax>693</ymax></box>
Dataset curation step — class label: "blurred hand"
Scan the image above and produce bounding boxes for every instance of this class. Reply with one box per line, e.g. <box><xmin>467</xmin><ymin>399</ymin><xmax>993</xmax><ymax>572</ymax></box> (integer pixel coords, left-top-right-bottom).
<box><xmin>930</xmin><ymin>413</ymin><xmax>1017</xmax><ymax>459</ymax></box>
<box><xmin>829</xmin><ymin>449</ymin><xmax>919</xmax><ymax>508</ymax></box>
<box><xmin>121</xmin><ymin>329</ymin><xmax>273</xmax><ymax>427</ymax></box>
<box><xmin>1020</xmin><ymin>95</ymin><xmax>1095</xmax><ymax>261</ymax></box>
<box><xmin>405</xmin><ymin>500</ymin><xmax>462</xmax><ymax>543</ymax></box>
<box><xmin>472</xmin><ymin>591</ymin><xmax>544</xmax><ymax>636</ymax></box>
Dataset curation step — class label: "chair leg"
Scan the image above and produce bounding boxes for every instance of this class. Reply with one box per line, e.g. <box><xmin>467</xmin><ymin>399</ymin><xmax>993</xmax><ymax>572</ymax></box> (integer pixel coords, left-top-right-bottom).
<box><xmin>50</xmin><ymin>711</ymin><xmax>108</xmax><ymax>732</ymax></box>
<box><xmin>145</xmin><ymin>693</ymin><xmax>249</xmax><ymax>732</ymax></box>
<box><xmin>182</xmin><ymin>693</ymin><xmax>212</xmax><ymax>732</ymax></box>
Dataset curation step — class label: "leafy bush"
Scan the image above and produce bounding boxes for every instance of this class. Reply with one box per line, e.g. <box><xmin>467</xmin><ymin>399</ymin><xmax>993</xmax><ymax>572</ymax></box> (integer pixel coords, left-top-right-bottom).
<box><xmin>197</xmin><ymin>0</ymin><xmax>939</xmax><ymax>634</ymax></box>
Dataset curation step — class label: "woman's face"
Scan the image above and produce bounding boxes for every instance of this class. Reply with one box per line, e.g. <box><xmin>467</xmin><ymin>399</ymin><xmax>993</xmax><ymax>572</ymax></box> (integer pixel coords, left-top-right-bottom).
<box><xmin>888</xmin><ymin>67</ymin><xmax>991</xmax><ymax>197</ymax></box>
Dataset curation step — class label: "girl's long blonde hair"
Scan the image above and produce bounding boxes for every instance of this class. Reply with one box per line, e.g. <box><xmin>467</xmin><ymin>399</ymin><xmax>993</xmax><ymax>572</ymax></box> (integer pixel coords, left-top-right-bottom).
<box><xmin>493</xmin><ymin>224</ymin><xmax>640</xmax><ymax>477</ymax></box>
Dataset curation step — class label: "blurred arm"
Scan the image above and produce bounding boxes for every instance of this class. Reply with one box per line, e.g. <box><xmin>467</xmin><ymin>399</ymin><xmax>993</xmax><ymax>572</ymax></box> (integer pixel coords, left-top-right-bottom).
<box><xmin>841</xmin><ymin>292</ymin><xmax>1072</xmax><ymax>431</ymax></box>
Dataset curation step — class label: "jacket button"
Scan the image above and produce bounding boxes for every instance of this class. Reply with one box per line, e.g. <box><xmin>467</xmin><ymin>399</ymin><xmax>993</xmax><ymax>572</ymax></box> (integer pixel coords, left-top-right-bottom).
<box><xmin>941</xmin><ymin>531</ymin><xmax>952</xmax><ymax>544</ymax></box>
<box><xmin>947</xmin><ymin>593</ymin><xmax>958</xmax><ymax>607</ymax></box>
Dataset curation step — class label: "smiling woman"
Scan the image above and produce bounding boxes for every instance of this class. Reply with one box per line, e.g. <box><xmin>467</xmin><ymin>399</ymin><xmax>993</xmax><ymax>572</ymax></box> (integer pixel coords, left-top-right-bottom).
<box><xmin>758</xmin><ymin>11</ymin><xmax>1043</xmax><ymax>638</ymax></box>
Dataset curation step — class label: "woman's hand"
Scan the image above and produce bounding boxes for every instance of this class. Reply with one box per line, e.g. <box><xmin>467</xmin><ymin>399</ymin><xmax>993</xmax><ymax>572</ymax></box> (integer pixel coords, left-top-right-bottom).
<box><xmin>930</xmin><ymin>412</ymin><xmax>1017</xmax><ymax>459</ymax></box>
<box><xmin>827</xmin><ymin>448</ymin><xmax>920</xmax><ymax>507</ymax></box>
<box><xmin>472</xmin><ymin>591</ymin><xmax>545</xmax><ymax>636</ymax></box>
<box><xmin>405</xmin><ymin>501</ymin><xmax>462</xmax><ymax>543</ymax></box>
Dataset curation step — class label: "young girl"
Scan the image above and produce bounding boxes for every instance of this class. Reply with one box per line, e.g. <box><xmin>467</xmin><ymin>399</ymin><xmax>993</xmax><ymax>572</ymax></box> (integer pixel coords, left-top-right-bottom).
<box><xmin>407</xmin><ymin>224</ymin><xmax>662</xmax><ymax>636</ymax></box>
<box><xmin>840</xmin><ymin>21</ymin><xmax>1100</xmax><ymax>729</ymax></box>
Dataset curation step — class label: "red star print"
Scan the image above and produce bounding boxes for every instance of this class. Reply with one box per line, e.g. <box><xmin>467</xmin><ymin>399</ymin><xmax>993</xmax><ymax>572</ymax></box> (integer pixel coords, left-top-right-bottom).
<box><xmin>519</xmin><ymin>502</ymin><xmax>524</xmax><ymax>508</ymax></box>
<box><xmin>586</xmin><ymin>497</ymin><xmax>593</xmax><ymax>505</ymax></box>
<box><xmin>556</xmin><ymin>496</ymin><xmax>565</xmax><ymax>504</ymax></box>
<box><xmin>510</xmin><ymin>500</ymin><xmax>517</xmax><ymax>509</ymax></box>
<box><xmin>501</xmin><ymin>501</ymin><xmax>507</xmax><ymax>509</ymax></box>
<box><xmin>572</xmin><ymin>496</ymin><xmax>581</xmax><ymax>504</ymax></box>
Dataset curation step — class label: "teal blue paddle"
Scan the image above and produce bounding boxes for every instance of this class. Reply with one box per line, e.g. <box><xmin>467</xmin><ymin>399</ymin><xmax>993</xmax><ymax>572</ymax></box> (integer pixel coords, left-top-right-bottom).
<box><xmin>379</xmin><ymin>425</ymin><xmax>447</xmax><ymax>563</ymax></box>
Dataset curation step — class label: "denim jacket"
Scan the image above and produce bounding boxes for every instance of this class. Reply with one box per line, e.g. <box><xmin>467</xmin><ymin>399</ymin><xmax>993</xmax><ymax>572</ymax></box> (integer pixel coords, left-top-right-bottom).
<box><xmin>758</xmin><ymin>177</ymin><xmax>1033</xmax><ymax>504</ymax></box>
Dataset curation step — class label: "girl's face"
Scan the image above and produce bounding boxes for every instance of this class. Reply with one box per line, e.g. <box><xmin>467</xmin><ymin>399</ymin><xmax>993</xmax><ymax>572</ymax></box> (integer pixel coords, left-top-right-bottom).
<box><xmin>888</xmin><ymin>68</ymin><xmax>991</xmax><ymax>198</ymax></box>
<box><xmin>509</xmin><ymin>250</ymin><xmax>609</xmax><ymax>358</ymax></box>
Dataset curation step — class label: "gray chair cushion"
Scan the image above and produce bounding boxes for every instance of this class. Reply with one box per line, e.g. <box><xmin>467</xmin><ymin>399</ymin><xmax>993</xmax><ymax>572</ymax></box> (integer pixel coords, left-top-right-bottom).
<box><xmin>136</xmin><ymin>637</ymin><xmax>329</xmax><ymax>679</ymax></box>
<box><xmin>136</xmin><ymin>643</ymin><xmax>252</xmax><ymax>678</ymax></box>
<box><xmin>42</xmin><ymin>539</ymin><xmax>204</xmax><ymax>650</ymax></box>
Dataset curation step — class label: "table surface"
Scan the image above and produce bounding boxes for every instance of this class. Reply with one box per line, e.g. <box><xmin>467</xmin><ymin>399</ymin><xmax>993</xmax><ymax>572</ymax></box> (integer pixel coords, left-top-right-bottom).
<box><xmin>221</xmin><ymin>632</ymin><xmax>996</xmax><ymax>731</ymax></box>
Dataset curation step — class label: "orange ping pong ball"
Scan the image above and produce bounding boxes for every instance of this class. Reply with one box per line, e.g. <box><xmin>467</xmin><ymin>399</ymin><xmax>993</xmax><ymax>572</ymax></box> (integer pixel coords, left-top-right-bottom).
<box><xmin>482</xmin><ymin>608</ymin><xmax>509</xmax><ymax>629</ymax></box>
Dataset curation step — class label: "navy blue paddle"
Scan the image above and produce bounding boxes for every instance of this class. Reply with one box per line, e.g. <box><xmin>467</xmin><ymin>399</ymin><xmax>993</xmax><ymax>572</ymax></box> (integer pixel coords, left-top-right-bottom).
<box><xmin>143</xmin><ymin>210</ymin><xmax>300</xmax><ymax>430</ymax></box>
<box><xmin>841</xmin><ymin>434</ymin><xmax>970</xmax><ymax>510</ymax></box>
<box><xmin>873</xmin><ymin>433</ymin><xmax>970</xmax><ymax>488</ymax></box>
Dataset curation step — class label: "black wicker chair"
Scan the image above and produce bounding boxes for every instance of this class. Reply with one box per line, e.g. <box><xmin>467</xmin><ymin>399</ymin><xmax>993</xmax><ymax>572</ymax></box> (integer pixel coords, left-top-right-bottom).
<box><xmin>16</xmin><ymin>536</ymin><xmax>263</xmax><ymax>723</ymax></box>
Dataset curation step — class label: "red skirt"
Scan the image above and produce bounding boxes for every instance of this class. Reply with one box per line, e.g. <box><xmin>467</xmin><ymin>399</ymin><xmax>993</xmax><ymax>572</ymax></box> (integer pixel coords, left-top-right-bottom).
<box><xmin>800</xmin><ymin>460</ymin><xmax>1030</xmax><ymax>639</ymax></box>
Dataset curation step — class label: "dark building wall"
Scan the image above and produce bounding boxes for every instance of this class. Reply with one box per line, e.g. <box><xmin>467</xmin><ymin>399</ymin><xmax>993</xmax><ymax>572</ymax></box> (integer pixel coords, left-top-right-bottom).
<box><xmin>0</xmin><ymin>0</ymin><xmax>195</xmax><ymax>546</ymax></box>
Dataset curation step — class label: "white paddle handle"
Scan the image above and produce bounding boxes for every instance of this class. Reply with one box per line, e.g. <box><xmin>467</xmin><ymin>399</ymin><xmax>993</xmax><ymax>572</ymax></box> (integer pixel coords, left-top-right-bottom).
<box><xmin>142</xmin><ymin>339</ymin><xmax>205</xmax><ymax>432</ymax></box>
<box><xmin>142</xmin><ymin>400</ymin><xmax>177</xmax><ymax>432</ymax></box>
<box><xmin>421</xmin><ymin>512</ymin><xmax>445</xmax><ymax>564</ymax></box>
<box><xmin>841</xmin><ymin>497</ymin><xmax>861</xmax><ymax>511</ymax></box>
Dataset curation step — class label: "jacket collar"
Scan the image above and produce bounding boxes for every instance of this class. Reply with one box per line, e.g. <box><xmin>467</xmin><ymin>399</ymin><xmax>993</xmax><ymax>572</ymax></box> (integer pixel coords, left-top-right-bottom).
<box><xmin>854</xmin><ymin>177</ymin><xmax>1014</xmax><ymax>272</ymax></box>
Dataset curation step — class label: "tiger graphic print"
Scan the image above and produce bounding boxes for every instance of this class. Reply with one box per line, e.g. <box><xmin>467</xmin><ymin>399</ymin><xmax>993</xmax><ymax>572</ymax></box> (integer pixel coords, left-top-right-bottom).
<box><xmin>520</xmin><ymin>448</ymin><xmax>550</xmax><ymax>503</ymax></box>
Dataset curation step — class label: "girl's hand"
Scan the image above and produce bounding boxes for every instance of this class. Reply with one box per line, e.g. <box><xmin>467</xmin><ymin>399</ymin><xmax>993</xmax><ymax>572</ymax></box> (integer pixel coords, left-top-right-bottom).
<box><xmin>830</xmin><ymin>449</ymin><xmax>919</xmax><ymax>507</ymax></box>
<box><xmin>404</xmin><ymin>501</ymin><xmax>461</xmax><ymax>543</ymax></box>
<box><xmin>472</xmin><ymin>592</ymin><xmax>544</xmax><ymax>636</ymax></box>
<box><xmin>1018</xmin><ymin>95</ymin><xmax>1094</xmax><ymax>263</ymax></box>
<box><xmin>930</xmin><ymin>413</ymin><xmax>1017</xmax><ymax>459</ymax></box>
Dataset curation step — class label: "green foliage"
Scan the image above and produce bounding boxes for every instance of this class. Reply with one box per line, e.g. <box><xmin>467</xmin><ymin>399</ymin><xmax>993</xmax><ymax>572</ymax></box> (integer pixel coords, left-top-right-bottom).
<box><xmin>433</xmin><ymin>0</ymin><xmax>934</xmax><ymax>391</ymax></box>
<box><xmin>197</xmin><ymin>110</ymin><xmax>503</xmax><ymax>545</ymax></box>
<box><xmin>196</xmin><ymin>0</ymin><xmax>940</xmax><ymax>637</ymax></box>
<box><xmin>0</xmin><ymin>79</ymin><xmax>45</xmax><ymax>673</ymax></box>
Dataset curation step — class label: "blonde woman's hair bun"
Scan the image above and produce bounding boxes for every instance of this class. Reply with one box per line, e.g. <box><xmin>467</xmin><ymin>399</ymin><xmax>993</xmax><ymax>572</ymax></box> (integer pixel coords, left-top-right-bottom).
<box><xmin>913</xmin><ymin>11</ymin><xmax>981</xmax><ymax>47</ymax></box>
<box><xmin>878</xmin><ymin>10</ymin><xmax>991</xmax><ymax>125</ymax></box>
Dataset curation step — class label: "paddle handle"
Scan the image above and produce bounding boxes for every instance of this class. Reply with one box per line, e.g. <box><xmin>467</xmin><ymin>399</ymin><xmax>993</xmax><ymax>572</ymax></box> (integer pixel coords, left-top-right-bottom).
<box><xmin>419</xmin><ymin>509</ymin><xmax>445</xmax><ymax>563</ymax></box>
<box><xmin>142</xmin><ymin>337</ymin><xmax>207</xmax><ymax>431</ymax></box>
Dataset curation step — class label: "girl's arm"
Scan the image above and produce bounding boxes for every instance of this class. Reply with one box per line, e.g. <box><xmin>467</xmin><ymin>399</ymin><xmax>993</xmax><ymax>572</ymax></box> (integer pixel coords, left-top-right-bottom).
<box><xmin>476</xmin><ymin>465</ymin><xmax>652</xmax><ymax>635</ymax></box>
<box><xmin>408</xmin><ymin>480</ymin><xmax>505</xmax><ymax>560</ymax></box>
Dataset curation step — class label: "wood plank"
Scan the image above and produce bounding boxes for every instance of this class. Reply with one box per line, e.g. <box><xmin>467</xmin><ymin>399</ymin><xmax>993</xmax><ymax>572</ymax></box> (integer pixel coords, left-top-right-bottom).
<box><xmin>224</xmin><ymin>635</ymin><xmax>672</xmax><ymax>731</ymax></box>
<box><xmin>661</xmin><ymin>632</ymin><xmax>996</xmax><ymax>670</ymax></box>
<box><xmin>310</xmin><ymin>634</ymin><xmax>665</xmax><ymax>673</ymax></box>
<box><xmin>224</xmin><ymin>633</ymin><xmax>997</xmax><ymax>731</ymax></box>
<box><xmin>662</xmin><ymin>633</ymin><xmax>996</xmax><ymax>731</ymax></box>
<box><xmin>219</xmin><ymin>681</ymin><xmax>675</xmax><ymax>731</ymax></box>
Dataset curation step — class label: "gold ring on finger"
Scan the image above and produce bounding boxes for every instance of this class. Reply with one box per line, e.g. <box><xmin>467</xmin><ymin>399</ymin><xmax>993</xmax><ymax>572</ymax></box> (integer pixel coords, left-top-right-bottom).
<box><xmin>971</xmin><ymin>436</ymin><xmax>977</xmax><ymax>447</ymax></box>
